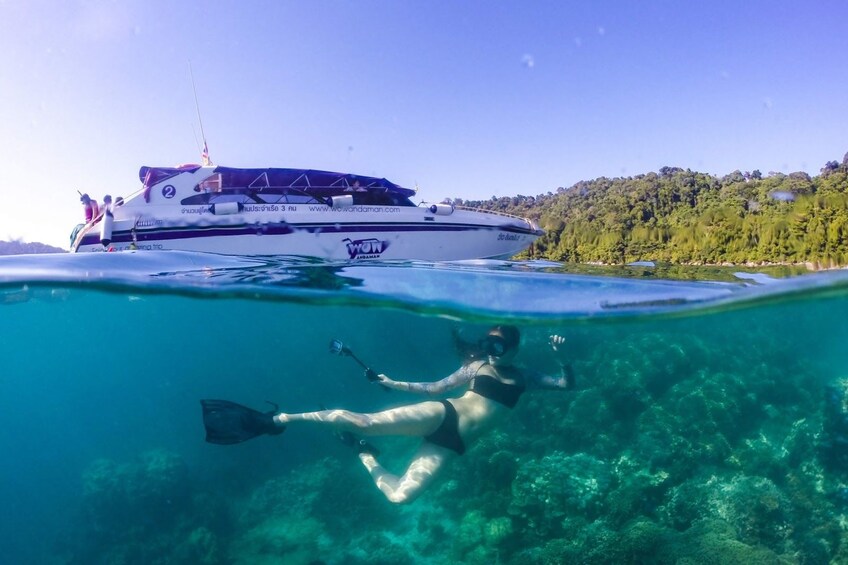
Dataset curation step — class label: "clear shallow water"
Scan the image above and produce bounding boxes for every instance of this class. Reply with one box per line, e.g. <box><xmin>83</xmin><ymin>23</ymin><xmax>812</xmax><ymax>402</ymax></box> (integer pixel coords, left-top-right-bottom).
<box><xmin>2</xmin><ymin>252</ymin><xmax>848</xmax><ymax>564</ymax></box>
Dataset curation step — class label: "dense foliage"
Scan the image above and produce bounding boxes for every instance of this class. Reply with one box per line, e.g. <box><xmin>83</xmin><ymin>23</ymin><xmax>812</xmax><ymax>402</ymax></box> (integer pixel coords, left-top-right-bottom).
<box><xmin>458</xmin><ymin>153</ymin><xmax>848</xmax><ymax>267</ymax></box>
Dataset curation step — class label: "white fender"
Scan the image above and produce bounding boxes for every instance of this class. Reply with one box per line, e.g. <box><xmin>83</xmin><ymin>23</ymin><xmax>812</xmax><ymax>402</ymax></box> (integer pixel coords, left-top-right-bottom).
<box><xmin>100</xmin><ymin>211</ymin><xmax>114</xmax><ymax>247</ymax></box>
<box><xmin>211</xmin><ymin>202</ymin><xmax>243</xmax><ymax>215</ymax></box>
<box><xmin>330</xmin><ymin>195</ymin><xmax>354</xmax><ymax>208</ymax></box>
<box><xmin>428</xmin><ymin>203</ymin><xmax>454</xmax><ymax>216</ymax></box>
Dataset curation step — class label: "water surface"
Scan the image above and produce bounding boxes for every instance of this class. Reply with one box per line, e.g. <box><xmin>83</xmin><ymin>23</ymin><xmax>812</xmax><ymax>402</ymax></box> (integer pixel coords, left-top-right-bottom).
<box><xmin>2</xmin><ymin>252</ymin><xmax>846</xmax><ymax>564</ymax></box>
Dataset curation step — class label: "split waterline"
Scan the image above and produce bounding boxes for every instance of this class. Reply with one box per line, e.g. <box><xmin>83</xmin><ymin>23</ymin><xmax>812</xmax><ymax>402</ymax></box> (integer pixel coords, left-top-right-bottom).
<box><xmin>1</xmin><ymin>251</ymin><xmax>847</xmax><ymax>563</ymax></box>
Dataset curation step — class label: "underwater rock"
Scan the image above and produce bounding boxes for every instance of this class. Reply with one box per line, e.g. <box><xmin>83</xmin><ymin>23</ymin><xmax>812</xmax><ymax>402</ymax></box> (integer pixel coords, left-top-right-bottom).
<box><xmin>451</xmin><ymin>510</ymin><xmax>516</xmax><ymax>563</ymax></box>
<box><xmin>509</xmin><ymin>452</ymin><xmax>612</xmax><ymax>537</ymax></box>
<box><xmin>557</xmin><ymin>389</ymin><xmax>619</xmax><ymax>456</ymax></box>
<box><xmin>669</xmin><ymin>519</ymin><xmax>792</xmax><ymax>564</ymax></box>
<box><xmin>589</xmin><ymin>332</ymin><xmax>707</xmax><ymax>414</ymax></box>
<box><xmin>70</xmin><ymin>449</ymin><xmax>226</xmax><ymax>565</ymax></box>
<box><xmin>81</xmin><ymin>449</ymin><xmax>190</xmax><ymax>529</ymax></box>
<box><xmin>228</xmin><ymin>515</ymin><xmax>327</xmax><ymax>565</ymax></box>
<box><xmin>510</xmin><ymin>518</ymin><xmax>672</xmax><ymax>565</ymax></box>
<box><xmin>453</xmin><ymin>510</ymin><xmax>495</xmax><ymax>563</ymax></box>
<box><xmin>338</xmin><ymin>530</ymin><xmax>418</xmax><ymax>565</ymax></box>
<box><xmin>605</xmin><ymin>454</ymin><xmax>671</xmax><ymax>525</ymax></box>
<box><xmin>446</xmin><ymin>441</ymin><xmax>521</xmax><ymax>517</ymax></box>
<box><xmin>733</xmin><ymin>432</ymin><xmax>786</xmax><ymax>480</ymax></box>
<box><xmin>661</xmin><ymin>474</ymin><xmax>792</xmax><ymax>550</ymax></box>
<box><xmin>614</xmin><ymin>519</ymin><xmax>673</xmax><ymax>561</ymax></box>
<box><xmin>177</xmin><ymin>527</ymin><xmax>221</xmax><ymax>564</ymax></box>
<box><xmin>633</xmin><ymin>370</ymin><xmax>758</xmax><ymax>482</ymax></box>
<box><xmin>820</xmin><ymin>378</ymin><xmax>848</xmax><ymax>474</ymax></box>
<box><xmin>486</xmin><ymin>515</ymin><xmax>515</xmax><ymax>546</ymax></box>
<box><xmin>574</xmin><ymin>518</ymin><xmax>673</xmax><ymax>564</ymax></box>
<box><xmin>524</xmin><ymin>516</ymin><xmax>792</xmax><ymax>564</ymax></box>
<box><xmin>136</xmin><ymin>449</ymin><xmax>191</xmax><ymax>507</ymax></box>
<box><xmin>240</xmin><ymin>456</ymin><xmax>390</xmax><ymax>533</ymax></box>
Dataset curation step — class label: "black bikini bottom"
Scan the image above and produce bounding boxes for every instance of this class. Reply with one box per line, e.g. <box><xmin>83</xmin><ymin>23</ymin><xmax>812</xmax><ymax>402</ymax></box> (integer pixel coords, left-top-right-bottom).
<box><xmin>424</xmin><ymin>400</ymin><xmax>466</xmax><ymax>455</ymax></box>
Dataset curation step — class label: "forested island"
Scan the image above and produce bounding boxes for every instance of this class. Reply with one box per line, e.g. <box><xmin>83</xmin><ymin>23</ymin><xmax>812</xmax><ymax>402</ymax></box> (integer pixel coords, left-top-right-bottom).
<box><xmin>5</xmin><ymin>153</ymin><xmax>848</xmax><ymax>266</ymax></box>
<box><xmin>460</xmin><ymin>153</ymin><xmax>848</xmax><ymax>269</ymax></box>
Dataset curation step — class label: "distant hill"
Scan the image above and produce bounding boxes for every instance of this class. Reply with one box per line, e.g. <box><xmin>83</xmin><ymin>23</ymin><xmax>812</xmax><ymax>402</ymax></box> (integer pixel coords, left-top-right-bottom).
<box><xmin>0</xmin><ymin>240</ymin><xmax>67</xmax><ymax>255</ymax></box>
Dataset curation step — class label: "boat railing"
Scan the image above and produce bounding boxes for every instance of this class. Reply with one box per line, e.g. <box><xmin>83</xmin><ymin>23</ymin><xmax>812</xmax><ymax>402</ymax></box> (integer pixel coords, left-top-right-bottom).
<box><xmin>453</xmin><ymin>204</ymin><xmax>534</xmax><ymax>223</ymax></box>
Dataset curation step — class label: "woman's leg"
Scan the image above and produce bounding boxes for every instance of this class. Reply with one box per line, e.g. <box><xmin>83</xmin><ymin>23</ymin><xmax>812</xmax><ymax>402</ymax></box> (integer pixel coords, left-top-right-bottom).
<box><xmin>276</xmin><ymin>401</ymin><xmax>446</xmax><ymax>437</ymax></box>
<box><xmin>359</xmin><ymin>442</ymin><xmax>453</xmax><ymax>504</ymax></box>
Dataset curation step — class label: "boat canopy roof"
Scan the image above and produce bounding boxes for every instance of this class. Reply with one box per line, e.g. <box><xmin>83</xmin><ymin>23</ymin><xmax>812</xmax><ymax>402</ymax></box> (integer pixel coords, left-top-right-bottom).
<box><xmin>139</xmin><ymin>165</ymin><xmax>416</xmax><ymax>197</ymax></box>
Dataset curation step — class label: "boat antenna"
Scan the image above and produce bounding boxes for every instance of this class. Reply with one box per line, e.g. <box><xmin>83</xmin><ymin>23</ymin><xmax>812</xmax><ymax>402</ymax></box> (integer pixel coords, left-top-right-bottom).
<box><xmin>189</xmin><ymin>61</ymin><xmax>211</xmax><ymax>166</ymax></box>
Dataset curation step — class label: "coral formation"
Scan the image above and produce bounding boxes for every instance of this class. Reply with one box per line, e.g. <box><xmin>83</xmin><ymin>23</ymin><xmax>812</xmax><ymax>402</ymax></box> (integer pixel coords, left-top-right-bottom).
<box><xmin>59</xmin><ymin>327</ymin><xmax>848</xmax><ymax>563</ymax></box>
<box><xmin>67</xmin><ymin>449</ymin><xmax>228</xmax><ymax>565</ymax></box>
<box><xmin>820</xmin><ymin>377</ymin><xmax>848</xmax><ymax>473</ymax></box>
<box><xmin>228</xmin><ymin>515</ymin><xmax>326</xmax><ymax>565</ymax></box>
<box><xmin>509</xmin><ymin>451</ymin><xmax>612</xmax><ymax>537</ymax></box>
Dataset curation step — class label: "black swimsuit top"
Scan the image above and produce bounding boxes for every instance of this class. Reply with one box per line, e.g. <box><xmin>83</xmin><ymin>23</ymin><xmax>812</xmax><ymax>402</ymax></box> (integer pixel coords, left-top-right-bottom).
<box><xmin>471</xmin><ymin>373</ymin><xmax>526</xmax><ymax>408</ymax></box>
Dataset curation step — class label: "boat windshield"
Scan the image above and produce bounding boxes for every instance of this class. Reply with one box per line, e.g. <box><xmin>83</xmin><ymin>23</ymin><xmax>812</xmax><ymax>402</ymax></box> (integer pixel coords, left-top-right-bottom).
<box><xmin>181</xmin><ymin>167</ymin><xmax>417</xmax><ymax>207</ymax></box>
<box><xmin>181</xmin><ymin>188</ymin><xmax>415</xmax><ymax>207</ymax></box>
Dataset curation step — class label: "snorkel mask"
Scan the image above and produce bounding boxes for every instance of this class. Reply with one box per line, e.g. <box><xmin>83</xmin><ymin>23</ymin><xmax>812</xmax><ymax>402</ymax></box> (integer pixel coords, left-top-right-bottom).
<box><xmin>479</xmin><ymin>325</ymin><xmax>520</xmax><ymax>362</ymax></box>
<box><xmin>453</xmin><ymin>325</ymin><xmax>520</xmax><ymax>362</ymax></box>
<box><xmin>480</xmin><ymin>334</ymin><xmax>510</xmax><ymax>357</ymax></box>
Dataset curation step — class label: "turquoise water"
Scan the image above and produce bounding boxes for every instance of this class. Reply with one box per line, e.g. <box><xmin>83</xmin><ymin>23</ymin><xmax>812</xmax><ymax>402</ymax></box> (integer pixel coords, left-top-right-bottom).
<box><xmin>2</xmin><ymin>252</ymin><xmax>848</xmax><ymax>564</ymax></box>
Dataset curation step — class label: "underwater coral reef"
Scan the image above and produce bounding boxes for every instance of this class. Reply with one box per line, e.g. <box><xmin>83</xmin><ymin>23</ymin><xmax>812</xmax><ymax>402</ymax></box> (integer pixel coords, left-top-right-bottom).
<box><xmin>60</xmin><ymin>324</ymin><xmax>848</xmax><ymax>564</ymax></box>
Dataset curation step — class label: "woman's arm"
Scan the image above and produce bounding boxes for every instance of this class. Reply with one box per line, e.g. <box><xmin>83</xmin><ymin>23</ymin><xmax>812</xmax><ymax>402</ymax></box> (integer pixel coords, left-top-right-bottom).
<box><xmin>526</xmin><ymin>335</ymin><xmax>575</xmax><ymax>390</ymax></box>
<box><xmin>376</xmin><ymin>362</ymin><xmax>482</xmax><ymax>394</ymax></box>
<box><xmin>526</xmin><ymin>365</ymin><xmax>574</xmax><ymax>390</ymax></box>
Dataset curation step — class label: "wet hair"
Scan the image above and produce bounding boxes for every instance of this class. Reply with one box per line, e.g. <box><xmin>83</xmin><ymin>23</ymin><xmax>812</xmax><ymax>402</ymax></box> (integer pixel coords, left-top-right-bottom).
<box><xmin>452</xmin><ymin>328</ymin><xmax>483</xmax><ymax>362</ymax></box>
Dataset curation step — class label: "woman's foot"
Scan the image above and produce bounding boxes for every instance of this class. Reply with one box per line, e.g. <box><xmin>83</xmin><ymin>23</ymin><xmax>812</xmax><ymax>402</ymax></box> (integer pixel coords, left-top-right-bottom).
<box><xmin>335</xmin><ymin>431</ymin><xmax>380</xmax><ymax>456</ymax></box>
<box><xmin>357</xmin><ymin>439</ymin><xmax>381</xmax><ymax>457</ymax></box>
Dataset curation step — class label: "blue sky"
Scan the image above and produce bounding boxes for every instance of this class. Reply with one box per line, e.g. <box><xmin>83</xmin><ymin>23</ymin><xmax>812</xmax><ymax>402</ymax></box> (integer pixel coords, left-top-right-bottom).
<box><xmin>2</xmin><ymin>0</ymin><xmax>846</xmax><ymax>248</ymax></box>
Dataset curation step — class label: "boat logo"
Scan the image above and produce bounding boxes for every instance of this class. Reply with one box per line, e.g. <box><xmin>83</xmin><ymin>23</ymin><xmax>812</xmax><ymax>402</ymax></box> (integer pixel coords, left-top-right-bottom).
<box><xmin>343</xmin><ymin>237</ymin><xmax>389</xmax><ymax>259</ymax></box>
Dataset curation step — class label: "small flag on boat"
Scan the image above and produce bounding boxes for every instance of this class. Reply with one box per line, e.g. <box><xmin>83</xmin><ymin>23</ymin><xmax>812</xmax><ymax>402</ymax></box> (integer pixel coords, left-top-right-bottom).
<box><xmin>201</xmin><ymin>141</ymin><xmax>211</xmax><ymax>166</ymax></box>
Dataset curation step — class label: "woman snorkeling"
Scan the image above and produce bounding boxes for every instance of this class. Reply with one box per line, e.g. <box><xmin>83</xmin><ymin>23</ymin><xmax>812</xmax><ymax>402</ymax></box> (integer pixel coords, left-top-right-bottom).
<box><xmin>201</xmin><ymin>325</ymin><xmax>573</xmax><ymax>504</ymax></box>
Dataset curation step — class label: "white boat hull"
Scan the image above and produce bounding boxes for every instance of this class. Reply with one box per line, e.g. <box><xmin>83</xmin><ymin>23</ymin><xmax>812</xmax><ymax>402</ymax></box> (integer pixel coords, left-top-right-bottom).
<box><xmin>74</xmin><ymin>208</ymin><xmax>539</xmax><ymax>261</ymax></box>
<box><xmin>70</xmin><ymin>165</ymin><xmax>542</xmax><ymax>261</ymax></box>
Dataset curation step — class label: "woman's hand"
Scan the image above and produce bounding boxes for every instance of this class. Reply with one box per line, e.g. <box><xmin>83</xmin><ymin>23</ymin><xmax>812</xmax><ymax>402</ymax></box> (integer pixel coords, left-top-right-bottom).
<box><xmin>549</xmin><ymin>334</ymin><xmax>569</xmax><ymax>366</ymax></box>
<box><xmin>549</xmin><ymin>335</ymin><xmax>575</xmax><ymax>389</ymax></box>
<box><xmin>549</xmin><ymin>334</ymin><xmax>566</xmax><ymax>353</ymax></box>
<box><xmin>373</xmin><ymin>373</ymin><xmax>398</xmax><ymax>392</ymax></box>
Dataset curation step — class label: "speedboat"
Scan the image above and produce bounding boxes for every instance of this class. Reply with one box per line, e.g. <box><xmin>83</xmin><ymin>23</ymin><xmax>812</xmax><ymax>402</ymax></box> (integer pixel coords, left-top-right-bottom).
<box><xmin>70</xmin><ymin>165</ymin><xmax>543</xmax><ymax>261</ymax></box>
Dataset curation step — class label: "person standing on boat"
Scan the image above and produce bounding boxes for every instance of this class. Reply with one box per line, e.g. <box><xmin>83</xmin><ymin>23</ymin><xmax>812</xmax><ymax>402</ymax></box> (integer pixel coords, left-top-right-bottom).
<box><xmin>201</xmin><ymin>326</ymin><xmax>574</xmax><ymax>504</ymax></box>
<box><xmin>80</xmin><ymin>193</ymin><xmax>100</xmax><ymax>224</ymax></box>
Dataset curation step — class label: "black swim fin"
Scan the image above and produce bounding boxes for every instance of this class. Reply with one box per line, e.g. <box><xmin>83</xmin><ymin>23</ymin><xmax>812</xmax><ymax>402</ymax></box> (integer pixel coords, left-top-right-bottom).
<box><xmin>201</xmin><ymin>399</ymin><xmax>285</xmax><ymax>445</ymax></box>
